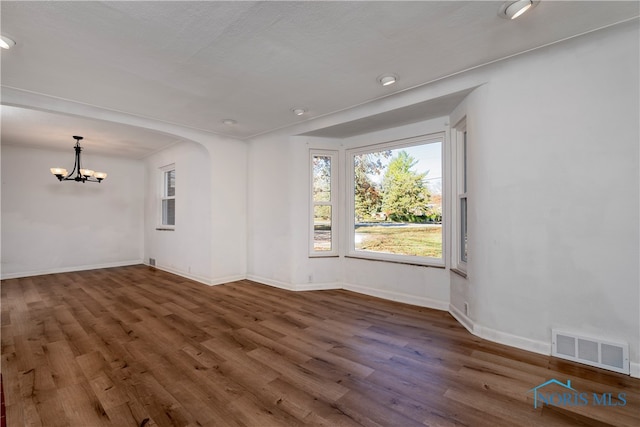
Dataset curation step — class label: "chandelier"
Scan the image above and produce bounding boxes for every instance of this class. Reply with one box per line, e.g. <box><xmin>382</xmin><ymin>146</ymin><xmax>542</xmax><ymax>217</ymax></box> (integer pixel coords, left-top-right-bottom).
<box><xmin>50</xmin><ymin>136</ymin><xmax>107</xmax><ymax>183</ymax></box>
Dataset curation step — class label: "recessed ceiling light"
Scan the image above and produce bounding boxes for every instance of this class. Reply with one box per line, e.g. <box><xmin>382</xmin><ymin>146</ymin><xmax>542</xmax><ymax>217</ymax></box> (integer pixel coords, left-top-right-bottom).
<box><xmin>222</xmin><ymin>119</ymin><xmax>237</xmax><ymax>125</ymax></box>
<box><xmin>292</xmin><ymin>108</ymin><xmax>306</xmax><ymax>116</ymax></box>
<box><xmin>378</xmin><ymin>74</ymin><xmax>398</xmax><ymax>86</ymax></box>
<box><xmin>499</xmin><ymin>0</ymin><xmax>535</xmax><ymax>20</ymax></box>
<box><xmin>0</xmin><ymin>35</ymin><xmax>16</xmax><ymax>50</ymax></box>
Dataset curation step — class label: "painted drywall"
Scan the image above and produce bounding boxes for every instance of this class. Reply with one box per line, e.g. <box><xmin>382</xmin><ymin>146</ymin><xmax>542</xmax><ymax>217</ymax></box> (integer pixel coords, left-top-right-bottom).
<box><xmin>144</xmin><ymin>141</ymin><xmax>212</xmax><ymax>283</ymax></box>
<box><xmin>203</xmin><ymin>135</ymin><xmax>248</xmax><ymax>284</ymax></box>
<box><xmin>247</xmin><ymin>134</ymin><xmax>296</xmax><ymax>287</ymax></box>
<box><xmin>248</xmin><ymin>116</ymin><xmax>452</xmax><ymax>307</ymax></box>
<box><xmin>450</xmin><ymin>21</ymin><xmax>640</xmax><ymax>368</ymax></box>
<box><xmin>144</xmin><ymin>136</ymin><xmax>247</xmax><ymax>285</ymax></box>
<box><xmin>1</xmin><ymin>144</ymin><xmax>144</xmax><ymax>278</ymax></box>
<box><xmin>247</xmin><ymin>22</ymin><xmax>639</xmax><ymax>372</ymax></box>
<box><xmin>2</xmin><ymin>89</ymin><xmax>249</xmax><ymax>287</ymax></box>
<box><xmin>2</xmin><ymin>16</ymin><xmax>636</xmax><ymax>376</ymax></box>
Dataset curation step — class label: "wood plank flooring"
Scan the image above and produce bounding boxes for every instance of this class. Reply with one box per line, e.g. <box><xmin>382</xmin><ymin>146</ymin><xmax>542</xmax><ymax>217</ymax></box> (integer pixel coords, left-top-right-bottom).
<box><xmin>1</xmin><ymin>265</ymin><xmax>638</xmax><ymax>426</ymax></box>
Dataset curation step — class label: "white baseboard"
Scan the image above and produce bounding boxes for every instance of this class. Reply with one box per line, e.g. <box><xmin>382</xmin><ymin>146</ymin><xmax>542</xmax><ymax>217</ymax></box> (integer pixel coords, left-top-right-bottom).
<box><xmin>294</xmin><ymin>282</ymin><xmax>342</xmax><ymax>291</ymax></box>
<box><xmin>475</xmin><ymin>323</ymin><xmax>550</xmax><ymax>356</ymax></box>
<box><xmin>449</xmin><ymin>303</ymin><xmax>549</xmax><ymax>356</ymax></box>
<box><xmin>245</xmin><ymin>275</ymin><xmax>341</xmax><ymax>292</ymax></box>
<box><xmin>248</xmin><ymin>277</ymin><xmax>447</xmax><ymax>310</ymax></box>
<box><xmin>210</xmin><ymin>274</ymin><xmax>247</xmax><ymax>286</ymax></box>
<box><xmin>343</xmin><ymin>282</ymin><xmax>449</xmax><ymax>311</ymax></box>
<box><xmin>246</xmin><ymin>274</ymin><xmax>295</xmax><ymax>291</ymax></box>
<box><xmin>630</xmin><ymin>362</ymin><xmax>640</xmax><ymax>379</ymax></box>
<box><xmin>248</xmin><ymin>277</ymin><xmax>448</xmax><ymax>310</ymax></box>
<box><xmin>1</xmin><ymin>259</ymin><xmax>144</xmax><ymax>280</ymax></box>
<box><xmin>148</xmin><ymin>263</ymin><xmax>245</xmax><ymax>286</ymax></box>
<box><xmin>448</xmin><ymin>303</ymin><xmax>474</xmax><ymax>333</ymax></box>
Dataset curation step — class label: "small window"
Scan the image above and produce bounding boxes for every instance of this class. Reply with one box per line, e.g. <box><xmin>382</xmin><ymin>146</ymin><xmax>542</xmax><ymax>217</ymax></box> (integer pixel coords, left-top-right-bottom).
<box><xmin>161</xmin><ymin>166</ymin><xmax>175</xmax><ymax>226</ymax></box>
<box><xmin>460</xmin><ymin>129</ymin><xmax>468</xmax><ymax>263</ymax></box>
<box><xmin>310</xmin><ymin>150</ymin><xmax>338</xmax><ymax>256</ymax></box>
<box><xmin>454</xmin><ymin>119</ymin><xmax>468</xmax><ymax>271</ymax></box>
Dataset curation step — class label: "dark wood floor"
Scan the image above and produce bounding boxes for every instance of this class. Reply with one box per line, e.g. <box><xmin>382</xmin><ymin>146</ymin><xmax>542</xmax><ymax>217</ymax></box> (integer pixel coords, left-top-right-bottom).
<box><xmin>1</xmin><ymin>265</ymin><xmax>638</xmax><ymax>426</ymax></box>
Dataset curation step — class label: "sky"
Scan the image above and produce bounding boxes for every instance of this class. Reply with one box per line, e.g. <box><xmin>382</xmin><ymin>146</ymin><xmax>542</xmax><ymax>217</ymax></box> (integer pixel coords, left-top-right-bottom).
<box><xmin>366</xmin><ymin>140</ymin><xmax>442</xmax><ymax>194</ymax></box>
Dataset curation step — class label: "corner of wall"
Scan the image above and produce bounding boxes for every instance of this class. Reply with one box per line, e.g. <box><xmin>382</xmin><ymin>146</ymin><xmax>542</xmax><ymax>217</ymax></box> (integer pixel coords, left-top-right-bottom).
<box><xmin>448</xmin><ymin>303</ymin><xmax>474</xmax><ymax>333</ymax></box>
<box><xmin>448</xmin><ymin>304</ymin><xmax>551</xmax><ymax>356</ymax></box>
<box><xmin>147</xmin><ymin>261</ymin><xmax>245</xmax><ymax>286</ymax></box>
<box><xmin>630</xmin><ymin>362</ymin><xmax>640</xmax><ymax>379</ymax></box>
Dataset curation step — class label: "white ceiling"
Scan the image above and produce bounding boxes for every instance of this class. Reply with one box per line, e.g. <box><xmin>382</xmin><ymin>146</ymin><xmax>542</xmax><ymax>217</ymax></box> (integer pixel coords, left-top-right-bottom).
<box><xmin>1</xmin><ymin>1</ymin><xmax>638</xmax><ymax>154</ymax></box>
<box><xmin>0</xmin><ymin>105</ymin><xmax>183</xmax><ymax>158</ymax></box>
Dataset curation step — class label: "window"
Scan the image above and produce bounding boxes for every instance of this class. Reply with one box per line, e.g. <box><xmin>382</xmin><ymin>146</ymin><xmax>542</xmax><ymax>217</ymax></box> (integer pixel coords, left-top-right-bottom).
<box><xmin>310</xmin><ymin>150</ymin><xmax>338</xmax><ymax>256</ymax></box>
<box><xmin>347</xmin><ymin>133</ymin><xmax>443</xmax><ymax>266</ymax></box>
<box><xmin>453</xmin><ymin>119</ymin><xmax>468</xmax><ymax>272</ymax></box>
<box><xmin>161</xmin><ymin>165</ymin><xmax>175</xmax><ymax>227</ymax></box>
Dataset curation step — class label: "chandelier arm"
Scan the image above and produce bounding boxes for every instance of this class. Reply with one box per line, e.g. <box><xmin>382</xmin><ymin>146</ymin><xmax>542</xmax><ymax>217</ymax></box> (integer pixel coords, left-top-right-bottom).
<box><xmin>51</xmin><ymin>136</ymin><xmax>105</xmax><ymax>183</ymax></box>
<box><xmin>61</xmin><ymin>144</ymin><xmax>81</xmax><ymax>180</ymax></box>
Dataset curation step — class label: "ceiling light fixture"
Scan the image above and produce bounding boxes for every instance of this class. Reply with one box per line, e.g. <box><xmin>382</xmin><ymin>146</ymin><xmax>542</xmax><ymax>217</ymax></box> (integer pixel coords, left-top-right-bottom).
<box><xmin>499</xmin><ymin>0</ymin><xmax>535</xmax><ymax>20</ymax></box>
<box><xmin>0</xmin><ymin>34</ymin><xmax>16</xmax><ymax>49</ymax></box>
<box><xmin>378</xmin><ymin>74</ymin><xmax>398</xmax><ymax>86</ymax></box>
<box><xmin>50</xmin><ymin>136</ymin><xmax>107</xmax><ymax>183</ymax></box>
<box><xmin>292</xmin><ymin>108</ymin><xmax>306</xmax><ymax>116</ymax></box>
<box><xmin>222</xmin><ymin>119</ymin><xmax>237</xmax><ymax>125</ymax></box>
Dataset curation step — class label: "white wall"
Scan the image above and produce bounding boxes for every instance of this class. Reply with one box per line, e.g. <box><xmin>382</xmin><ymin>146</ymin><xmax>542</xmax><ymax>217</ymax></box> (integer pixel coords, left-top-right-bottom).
<box><xmin>1</xmin><ymin>144</ymin><xmax>144</xmax><ymax>278</ymax></box>
<box><xmin>247</xmin><ymin>134</ymin><xmax>295</xmax><ymax>287</ymax></box>
<box><xmin>450</xmin><ymin>21</ymin><xmax>640</xmax><ymax>369</ymax></box>
<box><xmin>247</xmin><ymin>21</ymin><xmax>639</xmax><ymax>373</ymax></box>
<box><xmin>2</xmin><ymin>90</ymin><xmax>249</xmax><ymax>287</ymax></box>
<box><xmin>144</xmin><ymin>135</ymin><xmax>247</xmax><ymax>285</ymax></box>
<box><xmin>248</xmin><ymin>106</ymin><xmax>452</xmax><ymax>309</ymax></box>
<box><xmin>3</xmin><ymin>17</ymin><xmax>636</xmax><ymax>375</ymax></box>
<box><xmin>144</xmin><ymin>141</ymin><xmax>212</xmax><ymax>283</ymax></box>
<box><xmin>203</xmin><ymin>136</ymin><xmax>247</xmax><ymax>284</ymax></box>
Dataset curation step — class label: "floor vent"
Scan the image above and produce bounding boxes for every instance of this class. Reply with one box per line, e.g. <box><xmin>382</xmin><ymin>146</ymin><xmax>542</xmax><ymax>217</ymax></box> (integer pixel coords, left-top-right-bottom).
<box><xmin>552</xmin><ymin>329</ymin><xmax>629</xmax><ymax>375</ymax></box>
<box><xmin>149</xmin><ymin>258</ymin><xmax>156</xmax><ymax>267</ymax></box>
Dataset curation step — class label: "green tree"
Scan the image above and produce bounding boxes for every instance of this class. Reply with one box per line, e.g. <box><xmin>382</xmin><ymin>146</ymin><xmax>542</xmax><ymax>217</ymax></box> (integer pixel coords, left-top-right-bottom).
<box><xmin>381</xmin><ymin>151</ymin><xmax>430</xmax><ymax>222</ymax></box>
<box><xmin>312</xmin><ymin>156</ymin><xmax>331</xmax><ymax>202</ymax></box>
<box><xmin>354</xmin><ymin>151</ymin><xmax>390</xmax><ymax>221</ymax></box>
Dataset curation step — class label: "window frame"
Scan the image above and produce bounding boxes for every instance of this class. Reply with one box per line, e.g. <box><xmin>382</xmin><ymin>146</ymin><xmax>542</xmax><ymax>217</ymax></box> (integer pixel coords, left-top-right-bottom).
<box><xmin>159</xmin><ymin>164</ymin><xmax>176</xmax><ymax>229</ymax></box>
<box><xmin>452</xmin><ymin>119</ymin><xmax>468</xmax><ymax>273</ymax></box>
<box><xmin>346</xmin><ymin>133</ymin><xmax>445</xmax><ymax>267</ymax></box>
<box><xmin>309</xmin><ymin>150</ymin><xmax>339</xmax><ymax>257</ymax></box>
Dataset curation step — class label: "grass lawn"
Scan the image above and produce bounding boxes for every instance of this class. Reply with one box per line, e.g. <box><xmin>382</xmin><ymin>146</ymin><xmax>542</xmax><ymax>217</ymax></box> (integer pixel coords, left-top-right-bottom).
<box><xmin>355</xmin><ymin>224</ymin><xmax>442</xmax><ymax>258</ymax></box>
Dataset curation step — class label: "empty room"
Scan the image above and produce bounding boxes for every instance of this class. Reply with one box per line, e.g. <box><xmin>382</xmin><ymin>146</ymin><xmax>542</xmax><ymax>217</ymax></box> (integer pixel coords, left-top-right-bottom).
<box><xmin>1</xmin><ymin>1</ymin><xmax>639</xmax><ymax>426</ymax></box>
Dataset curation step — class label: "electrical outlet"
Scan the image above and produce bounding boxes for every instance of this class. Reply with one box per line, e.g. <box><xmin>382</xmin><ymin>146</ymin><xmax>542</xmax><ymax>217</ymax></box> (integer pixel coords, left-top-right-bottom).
<box><xmin>308</xmin><ymin>274</ymin><xmax>313</xmax><ymax>283</ymax></box>
<box><xmin>464</xmin><ymin>302</ymin><xmax>469</xmax><ymax>317</ymax></box>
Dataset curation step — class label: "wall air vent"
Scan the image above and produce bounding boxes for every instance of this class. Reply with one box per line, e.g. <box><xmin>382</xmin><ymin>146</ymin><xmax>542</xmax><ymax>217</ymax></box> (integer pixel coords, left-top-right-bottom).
<box><xmin>149</xmin><ymin>258</ymin><xmax>156</xmax><ymax>267</ymax></box>
<box><xmin>552</xmin><ymin>329</ymin><xmax>629</xmax><ymax>375</ymax></box>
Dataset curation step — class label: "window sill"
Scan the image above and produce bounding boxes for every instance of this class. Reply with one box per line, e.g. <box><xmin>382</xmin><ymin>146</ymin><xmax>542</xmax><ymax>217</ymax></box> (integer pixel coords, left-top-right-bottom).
<box><xmin>155</xmin><ymin>227</ymin><xmax>175</xmax><ymax>231</ymax></box>
<box><xmin>451</xmin><ymin>267</ymin><xmax>467</xmax><ymax>278</ymax></box>
<box><xmin>345</xmin><ymin>255</ymin><xmax>445</xmax><ymax>269</ymax></box>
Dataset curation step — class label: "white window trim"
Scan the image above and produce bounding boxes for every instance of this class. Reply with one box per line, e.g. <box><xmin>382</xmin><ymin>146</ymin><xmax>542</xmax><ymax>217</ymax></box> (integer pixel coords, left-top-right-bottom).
<box><xmin>452</xmin><ymin>119</ymin><xmax>467</xmax><ymax>274</ymax></box>
<box><xmin>159</xmin><ymin>163</ymin><xmax>176</xmax><ymax>229</ymax></box>
<box><xmin>310</xmin><ymin>150</ymin><xmax>339</xmax><ymax>257</ymax></box>
<box><xmin>345</xmin><ymin>133</ymin><xmax>445</xmax><ymax>267</ymax></box>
